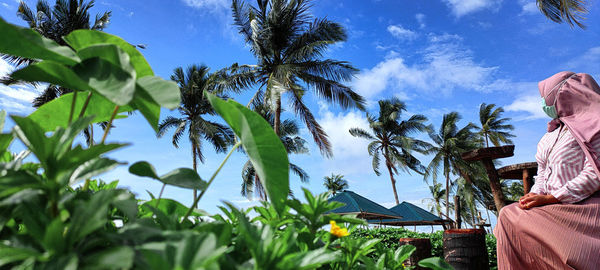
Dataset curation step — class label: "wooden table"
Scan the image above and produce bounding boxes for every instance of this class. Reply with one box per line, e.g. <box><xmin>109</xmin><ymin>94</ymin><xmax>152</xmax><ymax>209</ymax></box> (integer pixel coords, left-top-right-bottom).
<box><xmin>498</xmin><ymin>162</ymin><xmax>538</xmax><ymax>194</ymax></box>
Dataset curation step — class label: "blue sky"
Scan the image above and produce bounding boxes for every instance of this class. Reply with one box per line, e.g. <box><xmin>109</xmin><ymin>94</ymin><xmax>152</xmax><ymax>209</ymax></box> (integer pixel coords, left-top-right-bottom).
<box><xmin>1</xmin><ymin>0</ymin><xmax>599</xmax><ymax>225</ymax></box>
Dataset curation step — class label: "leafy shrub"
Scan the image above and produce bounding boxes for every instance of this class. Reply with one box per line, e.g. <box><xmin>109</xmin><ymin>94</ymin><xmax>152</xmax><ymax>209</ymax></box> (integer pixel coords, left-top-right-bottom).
<box><xmin>351</xmin><ymin>227</ymin><xmax>497</xmax><ymax>269</ymax></box>
<box><xmin>0</xmin><ymin>18</ymin><xmax>453</xmax><ymax>269</ymax></box>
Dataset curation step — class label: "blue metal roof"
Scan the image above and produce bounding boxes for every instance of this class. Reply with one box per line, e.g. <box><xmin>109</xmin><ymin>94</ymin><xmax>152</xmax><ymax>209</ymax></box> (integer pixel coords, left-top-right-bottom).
<box><xmin>327</xmin><ymin>191</ymin><xmax>401</xmax><ymax>219</ymax></box>
<box><xmin>367</xmin><ymin>201</ymin><xmax>445</xmax><ymax>225</ymax></box>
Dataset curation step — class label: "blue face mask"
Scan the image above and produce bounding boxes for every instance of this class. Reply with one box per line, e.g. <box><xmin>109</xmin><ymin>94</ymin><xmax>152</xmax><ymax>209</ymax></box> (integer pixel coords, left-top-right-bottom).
<box><xmin>542</xmin><ymin>98</ymin><xmax>558</xmax><ymax>119</ymax></box>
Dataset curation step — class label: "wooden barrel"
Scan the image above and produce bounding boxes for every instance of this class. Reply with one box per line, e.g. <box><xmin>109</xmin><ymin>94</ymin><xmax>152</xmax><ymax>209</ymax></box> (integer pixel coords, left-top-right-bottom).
<box><xmin>443</xmin><ymin>229</ymin><xmax>489</xmax><ymax>270</ymax></box>
<box><xmin>399</xmin><ymin>238</ymin><xmax>432</xmax><ymax>270</ymax></box>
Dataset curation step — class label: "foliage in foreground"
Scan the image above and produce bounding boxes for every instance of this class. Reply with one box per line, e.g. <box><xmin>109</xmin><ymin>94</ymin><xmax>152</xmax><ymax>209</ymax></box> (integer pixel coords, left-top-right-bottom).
<box><xmin>0</xmin><ymin>17</ymin><xmax>452</xmax><ymax>269</ymax></box>
<box><xmin>351</xmin><ymin>228</ymin><xmax>497</xmax><ymax>269</ymax></box>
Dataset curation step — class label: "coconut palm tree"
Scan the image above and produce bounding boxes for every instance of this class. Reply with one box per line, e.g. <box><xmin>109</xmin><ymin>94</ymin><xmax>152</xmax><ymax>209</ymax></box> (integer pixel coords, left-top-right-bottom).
<box><xmin>3</xmin><ymin>0</ymin><xmax>111</xmax><ymax>108</ymax></box>
<box><xmin>425</xmin><ymin>112</ymin><xmax>478</xmax><ymax>219</ymax></box>
<box><xmin>349</xmin><ymin>98</ymin><xmax>431</xmax><ymax>205</ymax></box>
<box><xmin>241</xmin><ymin>97</ymin><xmax>309</xmax><ymax>200</ymax></box>
<box><xmin>229</xmin><ymin>0</ymin><xmax>365</xmax><ymax>157</ymax></box>
<box><xmin>422</xmin><ymin>182</ymin><xmax>448</xmax><ymax>219</ymax></box>
<box><xmin>158</xmin><ymin>65</ymin><xmax>236</xmax><ymax>201</ymax></box>
<box><xmin>323</xmin><ymin>174</ymin><xmax>349</xmax><ymax>196</ymax></box>
<box><xmin>476</xmin><ymin>103</ymin><xmax>515</xmax><ymax>148</ymax></box>
<box><xmin>536</xmin><ymin>0</ymin><xmax>587</xmax><ymax>28</ymax></box>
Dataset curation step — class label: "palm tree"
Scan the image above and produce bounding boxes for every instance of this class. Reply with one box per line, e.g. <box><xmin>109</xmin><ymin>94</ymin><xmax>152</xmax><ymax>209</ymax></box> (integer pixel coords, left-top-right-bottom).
<box><xmin>536</xmin><ymin>0</ymin><xmax>587</xmax><ymax>28</ymax></box>
<box><xmin>3</xmin><ymin>0</ymin><xmax>111</xmax><ymax>107</ymax></box>
<box><xmin>425</xmin><ymin>112</ymin><xmax>478</xmax><ymax>219</ymax></box>
<box><xmin>422</xmin><ymin>182</ymin><xmax>448</xmax><ymax>219</ymax></box>
<box><xmin>476</xmin><ymin>103</ymin><xmax>515</xmax><ymax>148</ymax></box>
<box><xmin>230</xmin><ymin>0</ymin><xmax>365</xmax><ymax>157</ymax></box>
<box><xmin>323</xmin><ymin>174</ymin><xmax>349</xmax><ymax>196</ymax></box>
<box><xmin>158</xmin><ymin>65</ymin><xmax>236</xmax><ymax>201</ymax></box>
<box><xmin>349</xmin><ymin>98</ymin><xmax>431</xmax><ymax>205</ymax></box>
<box><xmin>241</xmin><ymin>97</ymin><xmax>309</xmax><ymax>200</ymax></box>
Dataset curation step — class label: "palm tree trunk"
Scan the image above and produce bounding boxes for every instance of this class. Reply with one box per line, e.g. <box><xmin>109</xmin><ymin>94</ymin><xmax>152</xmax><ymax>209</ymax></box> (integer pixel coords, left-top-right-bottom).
<box><xmin>274</xmin><ymin>94</ymin><xmax>282</xmax><ymax>136</ymax></box>
<box><xmin>470</xmin><ymin>202</ymin><xmax>477</xmax><ymax>228</ymax></box>
<box><xmin>385</xmin><ymin>159</ymin><xmax>400</xmax><ymax>205</ymax></box>
<box><xmin>445</xmin><ymin>170</ymin><xmax>450</xmax><ymax>220</ymax></box>
<box><xmin>485</xmin><ymin>133</ymin><xmax>489</xmax><ymax>148</ymax></box>
<box><xmin>192</xmin><ymin>145</ymin><xmax>198</xmax><ymax>202</ymax></box>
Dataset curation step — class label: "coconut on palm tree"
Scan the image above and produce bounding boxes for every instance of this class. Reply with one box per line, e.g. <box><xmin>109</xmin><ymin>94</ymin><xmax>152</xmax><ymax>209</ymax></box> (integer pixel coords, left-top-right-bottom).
<box><xmin>477</xmin><ymin>103</ymin><xmax>515</xmax><ymax>148</ymax></box>
<box><xmin>425</xmin><ymin>112</ymin><xmax>478</xmax><ymax>218</ymax></box>
<box><xmin>158</xmin><ymin>65</ymin><xmax>236</xmax><ymax>201</ymax></box>
<box><xmin>230</xmin><ymin>0</ymin><xmax>365</xmax><ymax>157</ymax></box>
<box><xmin>535</xmin><ymin>0</ymin><xmax>587</xmax><ymax>28</ymax></box>
<box><xmin>350</xmin><ymin>98</ymin><xmax>431</xmax><ymax>205</ymax></box>
<box><xmin>241</xmin><ymin>97</ymin><xmax>309</xmax><ymax>200</ymax></box>
<box><xmin>323</xmin><ymin>174</ymin><xmax>349</xmax><ymax>196</ymax></box>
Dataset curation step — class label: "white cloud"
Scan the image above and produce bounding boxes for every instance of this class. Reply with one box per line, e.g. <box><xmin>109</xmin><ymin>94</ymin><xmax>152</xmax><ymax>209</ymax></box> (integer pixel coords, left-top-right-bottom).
<box><xmin>0</xmin><ymin>59</ymin><xmax>37</xmax><ymax>114</ymax></box>
<box><xmin>518</xmin><ymin>0</ymin><xmax>538</xmax><ymax>15</ymax></box>
<box><xmin>505</xmin><ymin>95</ymin><xmax>546</xmax><ymax>120</ymax></box>
<box><xmin>387</xmin><ymin>25</ymin><xmax>418</xmax><ymax>41</ymax></box>
<box><xmin>317</xmin><ymin>109</ymin><xmax>373</xmax><ymax>175</ymax></box>
<box><xmin>355</xmin><ymin>33</ymin><xmax>499</xmax><ymax>100</ymax></box>
<box><xmin>2</xmin><ymin>2</ymin><xmax>11</xmax><ymax>9</ymax></box>
<box><xmin>415</xmin><ymin>13</ymin><xmax>426</xmax><ymax>29</ymax></box>
<box><xmin>181</xmin><ymin>0</ymin><xmax>227</xmax><ymax>10</ymax></box>
<box><xmin>443</xmin><ymin>0</ymin><xmax>501</xmax><ymax>17</ymax></box>
<box><xmin>565</xmin><ymin>46</ymin><xmax>600</xmax><ymax>77</ymax></box>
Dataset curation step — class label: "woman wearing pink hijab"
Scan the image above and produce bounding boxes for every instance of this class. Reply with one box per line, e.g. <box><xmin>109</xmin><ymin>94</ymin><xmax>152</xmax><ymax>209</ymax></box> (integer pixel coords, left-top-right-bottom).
<box><xmin>495</xmin><ymin>71</ymin><xmax>600</xmax><ymax>270</ymax></box>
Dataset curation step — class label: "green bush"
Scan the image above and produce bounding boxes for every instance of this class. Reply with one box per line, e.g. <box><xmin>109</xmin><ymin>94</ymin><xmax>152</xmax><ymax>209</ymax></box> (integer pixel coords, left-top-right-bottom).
<box><xmin>351</xmin><ymin>227</ymin><xmax>497</xmax><ymax>269</ymax></box>
<box><xmin>0</xmin><ymin>18</ymin><xmax>454</xmax><ymax>269</ymax></box>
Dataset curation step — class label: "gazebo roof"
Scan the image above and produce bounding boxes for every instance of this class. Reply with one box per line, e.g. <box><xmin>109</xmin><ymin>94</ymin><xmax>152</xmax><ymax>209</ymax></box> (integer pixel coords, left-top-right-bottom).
<box><xmin>327</xmin><ymin>191</ymin><xmax>401</xmax><ymax>220</ymax></box>
<box><xmin>367</xmin><ymin>201</ymin><xmax>447</xmax><ymax>226</ymax></box>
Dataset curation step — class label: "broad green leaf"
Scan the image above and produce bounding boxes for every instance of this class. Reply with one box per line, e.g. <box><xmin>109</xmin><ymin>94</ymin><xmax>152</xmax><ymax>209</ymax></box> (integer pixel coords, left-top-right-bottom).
<box><xmin>11</xmin><ymin>116</ymin><xmax>50</xmax><ymax>164</ymax></box>
<box><xmin>60</xmin><ymin>143</ymin><xmax>128</xmax><ymax>173</ymax></box>
<box><xmin>73</xmin><ymin>58</ymin><xmax>136</xmax><ymax>106</ymax></box>
<box><xmin>0</xmin><ymin>17</ymin><xmax>79</xmax><ymax>65</ymax></box>
<box><xmin>395</xmin><ymin>244</ymin><xmax>416</xmax><ymax>263</ymax></box>
<box><xmin>130</xmin><ymin>87</ymin><xmax>161</xmax><ymax>132</ymax></box>
<box><xmin>68</xmin><ymin>158</ymin><xmax>123</xmax><ymax>185</ymax></box>
<box><xmin>0</xmin><ymin>171</ymin><xmax>41</xmax><ymax>199</ymax></box>
<box><xmin>129</xmin><ymin>161</ymin><xmax>160</xmax><ymax>180</ymax></box>
<box><xmin>67</xmin><ymin>190</ymin><xmax>118</xmax><ymax>244</ymax></box>
<box><xmin>0</xmin><ymin>189</ymin><xmax>42</xmax><ymax>207</ymax></box>
<box><xmin>11</xmin><ymin>60</ymin><xmax>91</xmax><ymax>91</ymax></box>
<box><xmin>0</xmin><ymin>245</ymin><xmax>41</xmax><ymax>266</ymax></box>
<box><xmin>137</xmin><ymin>76</ymin><xmax>181</xmax><ymax>109</ymax></box>
<box><xmin>76</xmin><ymin>44</ymin><xmax>135</xmax><ymax>73</ymax></box>
<box><xmin>141</xmin><ymin>199</ymin><xmax>199</xmax><ymax>218</ymax></box>
<box><xmin>42</xmin><ymin>218</ymin><xmax>65</xmax><ymax>253</ymax></box>
<box><xmin>64</xmin><ymin>30</ymin><xmax>154</xmax><ymax>77</ymax></box>
<box><xmin>0</xmin><ymin>134</ymin><xmax>13</xmax><ymax>153</ymax></box>
<box><xmin>160</xmin><ymin>168</ymin><xmax>207</xmax><ymax>190</ymax></box>
<box><xmin>418</xmin><ymin>257</ymin><xmax>454</xmax><ymax>270</ymax></box>
<box><xmin>206</xmin><ymin>93</ymin><xmax>289</xmax><ymax>214</ymax></box>
<box><xmin>279</xmin><ymin>248</ymin><xmax>340</xmax><ymax>269</ymax></box>
<box><xmin>82</xmin><ymin>246</ymin><xmax>135</xmax><ymax>270</ymax></box>
<box><xmin>28</xmin><ymin>91</ymin><xmax>131</xmax><ymax>132</ymax></box>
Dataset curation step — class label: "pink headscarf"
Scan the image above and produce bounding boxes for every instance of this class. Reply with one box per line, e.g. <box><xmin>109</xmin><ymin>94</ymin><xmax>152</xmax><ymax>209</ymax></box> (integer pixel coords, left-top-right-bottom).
<box><xmin>539</xmin><ymin>71</ymin><xmax>600</xmax><ymax>178</ymax></box>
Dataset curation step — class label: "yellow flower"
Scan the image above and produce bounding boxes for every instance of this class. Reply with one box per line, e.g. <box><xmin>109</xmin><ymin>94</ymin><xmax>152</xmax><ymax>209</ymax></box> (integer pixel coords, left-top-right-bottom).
<box><xmin>329</xmin><ymin>220</ymin><xmax>350</xmax><ymax>237</ymax></box>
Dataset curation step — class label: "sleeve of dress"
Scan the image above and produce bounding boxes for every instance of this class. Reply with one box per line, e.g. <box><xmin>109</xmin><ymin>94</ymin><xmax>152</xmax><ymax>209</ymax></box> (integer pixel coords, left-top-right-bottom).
<box><xmin>551</xmin><ymin>137</ymin><xmax>600</xmax><ymax>203</ymax></box>
<box><xmin>530</xmin><ymin>134</ymin><xmax>549</xmax><ymax>194</ymax></box>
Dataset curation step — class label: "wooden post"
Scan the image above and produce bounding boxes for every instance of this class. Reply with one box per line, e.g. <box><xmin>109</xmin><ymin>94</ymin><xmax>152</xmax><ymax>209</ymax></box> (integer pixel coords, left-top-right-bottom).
<box><xmin>481</xmin><ymin>159</ymin><xmax>506</xmax><ymax>212</ymax></box>
<box><xmin>454</xmin><ymin>196</ymin><xmax>461</xmax><ymax>229</ymax></box>
<box><xmin>462</xmin><ymin>145</ymin><xmax>515</xmax><ymax>213</ymax></box>
<box><xmin>523</xmin><ymin>169</ymin><xmax>532</xmax><ymax>194</ymax></box>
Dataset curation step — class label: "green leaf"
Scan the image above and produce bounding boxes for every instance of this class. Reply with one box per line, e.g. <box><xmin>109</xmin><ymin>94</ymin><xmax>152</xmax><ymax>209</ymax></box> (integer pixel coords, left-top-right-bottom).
<box><xmin>11</xmin><ymin>61</ymin><xmax>91</xmax><ymax>91</ymax></box>
<box><xmin>11</xmin><ymin>116</ymin><xmax>50</xmax><ymax>164</ymax></box>
<box><xmin>137</xmin><ymin>76</ymin><xmax>181</xmax><ymax>110</ymax></box>
<box><xmin>42</xmin><ymin>218</ymin><xmax>65</xmax><ymax>253</ymax></box>
<box><xmin>160</xmin><ymin>168</ymin><xmax>207</xmax><ymax>190</ymax></box>
<box><xmin>130</xmin><ymin>87</ymin><xmax>161</xmax><ymax>132</ymax></box>
<box><xmin>28</xmin><ymin>91</ymin><xmax>131</xmax><ymax>132</ymax></box>
<box><xmin>82</xmin><ymin>246</ymin><xmax>135</xmax><ymax>270</ymax></box>
<box><xmin>67</xmin><ymin>190</ymin><xmax>119</xmax><ymax>244</ymax></box>
<box><xmin>395</xmin><ymin>244</ymin><xmax>416</xmax><ymax>263</ymax></box>
<box><xmin>73</xmin><ymin>58</ymin><xmax>136</xmax><ymax>106</ymax></box>
<box><xmin>279</xmin><ymin>249</ymin><xmax>340</xmax><ymax>269</ymax></box>
<box><xmin>69</xmin><ymin>158</ymin><xmax>123</xmax><ymax>185</ymax></box>
<box><xmin>64</xmin><ymin>30</ymin><xmax>154</xmax><ymax>77</ymax></box>
<box><xmin>129</xmin><ymin>161</ymin><xmax>160</xmax><ymax>180</ymax></box>
<box><xmin>0</xmin><ymin>17</ymin><xmax>79</xmax><ymax>65</ymax></box>
<box><xmin>0</xmin><ymin>245</ymin><xmax>40</xmax><ymax>266</ymax></box>
<box><xmin>206</xmin><ymin>93</ymin><xmax>289</xmax><ymax>214</ymax></box>
<box><xmin>418</xmin><ymin>257</ymin><xmax>454</xmax><ymax>270</ymax></box>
